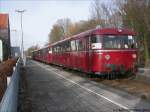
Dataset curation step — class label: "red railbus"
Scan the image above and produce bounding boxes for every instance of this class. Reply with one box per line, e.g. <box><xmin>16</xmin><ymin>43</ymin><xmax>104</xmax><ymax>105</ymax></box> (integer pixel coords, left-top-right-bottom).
<box><xmin>32</xmin><ymin>28</ymin><xmax>138</xmax><ymax>76</ymax></box>
<box><xmin>32</xmin><ymin>45</ymin><xmax>53</xmax><ymax>63</ymax></box>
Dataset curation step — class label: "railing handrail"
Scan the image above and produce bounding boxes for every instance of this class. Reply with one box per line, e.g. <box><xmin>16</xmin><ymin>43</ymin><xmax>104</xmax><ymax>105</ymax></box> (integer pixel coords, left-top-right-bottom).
<box><xmin>0</xmin><ymin>58</ymin><xmax>21</xmax><ymax>112</ymax></box>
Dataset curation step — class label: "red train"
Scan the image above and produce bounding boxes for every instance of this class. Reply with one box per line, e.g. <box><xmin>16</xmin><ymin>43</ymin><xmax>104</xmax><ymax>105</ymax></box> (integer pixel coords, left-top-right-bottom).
<box><xmin>32</xmin><ymin>27</ymin><xmax>138</xmax><ymax>76</ymax></box>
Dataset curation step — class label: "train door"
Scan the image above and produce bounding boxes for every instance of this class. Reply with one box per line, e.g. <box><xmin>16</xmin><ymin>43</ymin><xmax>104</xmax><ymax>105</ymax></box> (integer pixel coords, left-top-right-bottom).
<box><xmin>75</xmin><ymin>39</ymin><xmax>80</xmax><ymax>70</ymax></box>
<box><xmin>75</xmin><ymin>39</ymin><xmax>79</xmax><ymax>69</ymax></box>
<box><xmin>81</xmin><ymin>36</ymin><xmax>89</xmax><ymax>72</ymax></box>
<box><xmin>77</xmin><ymin>38</ymin><xmax>87</xmax><ymax>71</ymax></box>
<box><xmin>88</xmin><ymin>35</ymin><xmax>93</xmax><ymax>72</ymax></box>
<box><xmin>70</xmin><ymin>40</ymin><xmax>76</xmax><ymax>69</ymax></box>
<box><xmin>76</xmin><ymin>38</ymin><xmax>84</xmax><ymax>70</ymax></box>
<box><xmin>83</xmin><ymin>37</ymin><xmax>89</xmax><ymax>72</ymax></box>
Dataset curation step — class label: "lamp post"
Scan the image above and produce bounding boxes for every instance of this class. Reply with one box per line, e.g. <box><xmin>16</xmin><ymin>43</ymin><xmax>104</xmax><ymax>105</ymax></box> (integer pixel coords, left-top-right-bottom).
<box><xmin>15</xmin><ymin>9</ymin><xmax>26</xmax><ymax>66</ymax></box>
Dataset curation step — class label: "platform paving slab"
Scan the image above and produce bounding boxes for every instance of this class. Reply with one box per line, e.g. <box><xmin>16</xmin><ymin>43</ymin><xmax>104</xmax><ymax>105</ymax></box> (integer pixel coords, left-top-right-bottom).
<box><xmin>19</xmin><ymin>60</ymin><xmax>150</xmax><ymax>112</ymax></box>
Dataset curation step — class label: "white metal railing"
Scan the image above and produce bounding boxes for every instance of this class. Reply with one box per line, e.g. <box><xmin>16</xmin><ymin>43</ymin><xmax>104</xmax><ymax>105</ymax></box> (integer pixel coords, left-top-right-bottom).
<box><xmin>0</xmin><ymin>58</ymin><xmax>21</xmax><ymax>112</ymax></box>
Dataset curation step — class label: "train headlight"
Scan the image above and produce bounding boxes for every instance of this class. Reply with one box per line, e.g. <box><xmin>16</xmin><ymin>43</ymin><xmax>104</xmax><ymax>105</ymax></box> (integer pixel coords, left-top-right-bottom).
<box><xmin>132</xmin><ymin>54</ymin><xmax>136</xmax><ymax>59</ymax></box>
<box><xmin>105</xmin><ymin>54</ymin><xmax>110</xmax><ymax>60</ymax></box>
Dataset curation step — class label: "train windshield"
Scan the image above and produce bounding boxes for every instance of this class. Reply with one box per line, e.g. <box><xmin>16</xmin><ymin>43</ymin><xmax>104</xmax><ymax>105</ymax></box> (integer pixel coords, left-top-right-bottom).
<box><xmin>103</xmin><ymin>35</ymin><xmax>137</xmax><ymax>49</ymax></box>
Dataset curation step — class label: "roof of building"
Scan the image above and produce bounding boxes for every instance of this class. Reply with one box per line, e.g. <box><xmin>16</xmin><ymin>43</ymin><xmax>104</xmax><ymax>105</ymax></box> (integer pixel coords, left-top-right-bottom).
<box><xmin>0</xmin><ymin>14</ymin><xmax>9</xmax><ymax>29</ymax></box>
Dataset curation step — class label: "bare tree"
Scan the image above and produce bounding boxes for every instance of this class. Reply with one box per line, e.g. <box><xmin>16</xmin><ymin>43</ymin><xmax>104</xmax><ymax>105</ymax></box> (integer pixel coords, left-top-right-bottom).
<box><xmin>90</xmin><ymin>0</ymin><xmax>122</xmax><ymax>28</ymax></box>
<box><xmin>56</xmin><ymin>18</ymin><xmax>72</xmax><ymax>37</ymax></box>
<box><xmin>90</xmin><ymin>0</ymin><xmax>106</xmax><ymax>27</ymax></box>
<box><xmin>48</xmin><ymin>24</ymin><xmax>64</xmax><ymax>43</ymax></box>
<box><xmin>117</xmin><ymin>0</ymin><xmax>150</xmax><ymax>66</ymax></box>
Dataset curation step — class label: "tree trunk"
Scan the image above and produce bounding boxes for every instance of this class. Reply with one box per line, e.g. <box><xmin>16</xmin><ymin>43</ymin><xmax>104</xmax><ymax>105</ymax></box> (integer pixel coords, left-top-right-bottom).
<box><xmin>143</xmin><ymin>34</ymin><xmax>150</xmax><ymax>66</ymax></box>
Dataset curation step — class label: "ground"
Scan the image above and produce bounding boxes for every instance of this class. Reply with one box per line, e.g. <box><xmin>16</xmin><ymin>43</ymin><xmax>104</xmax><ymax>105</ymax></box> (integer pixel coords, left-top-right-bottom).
<box><xmin>18</xmin><ymin>60</ymin><xmax>150</xmax><ymax>112</ymax></box>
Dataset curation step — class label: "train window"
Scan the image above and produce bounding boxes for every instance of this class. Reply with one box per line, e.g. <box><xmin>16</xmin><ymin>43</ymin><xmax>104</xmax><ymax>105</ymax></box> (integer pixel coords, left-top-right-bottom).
<box><xmin>56</xmin><ymin>46</ymin><xmax>58</xmax><ymax>53</ymax></box>
<box><xmin>76</xmin><ymin>40</ymin><xmax>79</xmax><ymax>51</ymax></box>
<box><xmin>58</xmin><ymin>46</ymin><xmax>59</xmax><ymax>52</ymax></box>
<box><xmin>43</xmin><ymin>48</ymin><xmax>47</xmax><ymax>55</ymax></box>
<box><xmin>49</xmin><ymin>48</ymin><xmax>52</xmax><ymax>54</ymax></box>
<box><xmin>53</xmin><ymin>47</ymin><xmax>55</xmax><ymax>53</ymax></box>
<box><xmin>71</xmin><ymin>40</ymin><xmax>76</xmax><ymax>51</ymax></box>
<box><xmin>91</xmin><ymin>35</ymin><xmax>101</xmax><ymax>43</ymax></box>
<box><xmin>61</xmin><ymin>43</ymin><xmax>65</xmax><ymax>52</ymax></box>
<box><xmin>68</xmin><ymin>43</ymin><xmax>71</xmax><ymax>51</ymax></box>
<box><xmin>76</xmin><ymin>39</ymin><xmax>86</xmax><ymax>51</ymax></box>
<box><xmin>90</xmin><ymin>35</ymin><xmax>102</xmax><ymax>49</ymax></box>
<box><xmin>54</xmin><ymin>47</ymin><xmax>56</xmax><ymax>53</ymax></box>
<box><xmin>57</xmin><ymin>46</ymin><xmax>59</xmax><ymax>53</ymax></box>
<box><xmin>65</xmin><ymin>41</ymin><xmax>70</xmax><ymax>52</ymax></box>
<box><xmin>78</xmin><ymin>39</ymin><xmax>85</xmax><ymax>51</ymax></box>
<box><xmin>57</xmin><ymin>46</ymin><xmax>60</xmax><ymax>53</ymax></box>
<box><xmin>63</xmin><ymin>43</ymin><xmax>66</xmax><ymax>52</ymax></box>
<box><xmin>58</xmin><ymin>45</ymin><xmax>62</xmax><ymax>53</ymax></box>
<box><xmin>52</xmin><ymin>47</ymin><xmax>54</xmax><ymax>53</ymax></box>
<box><xmin>54</xmin><ymin>46</ymin><xmax>57</xmax><ymax>53</ymax></box>
<box><xmin>103</xmin><ymin>35</ymin><xmax>137</xmax><ymax>49</ymax></box>
<box><xmin>48</xmin><ymin>47</ymin><xmax>51</xmax><ymax>52</ymax></box>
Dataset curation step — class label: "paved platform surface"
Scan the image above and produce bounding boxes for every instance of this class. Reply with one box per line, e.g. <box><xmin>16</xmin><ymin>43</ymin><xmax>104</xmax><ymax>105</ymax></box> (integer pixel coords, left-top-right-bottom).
<box><xmin>22</xmin><ymin>60</ymin><xmax>150</xmax><ymax>112</ymax></box>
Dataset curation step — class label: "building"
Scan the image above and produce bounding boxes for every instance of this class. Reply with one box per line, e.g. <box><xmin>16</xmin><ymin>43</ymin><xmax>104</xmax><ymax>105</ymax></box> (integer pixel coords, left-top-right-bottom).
<box><xmin>0</xmin><ymin>13</ymin><xmax>11</xmax><ymax>61</ymax></box>
<box><xmin>11</xmin><ymin>46</ymin><xmax>20</xmax><ymax>58</ymax></box>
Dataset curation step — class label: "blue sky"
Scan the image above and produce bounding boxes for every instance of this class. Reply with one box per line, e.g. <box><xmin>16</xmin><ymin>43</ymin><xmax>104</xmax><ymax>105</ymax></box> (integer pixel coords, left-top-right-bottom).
<box><xmin>0</xmin><ymin>0</ymin><xmax>111</xmax><ymax>50</ymax></box>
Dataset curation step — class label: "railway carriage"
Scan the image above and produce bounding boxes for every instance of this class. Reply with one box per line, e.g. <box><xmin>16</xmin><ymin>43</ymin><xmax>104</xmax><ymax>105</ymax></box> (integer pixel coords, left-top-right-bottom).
<box><xmin>32</xmin><ymin>27</ymin><xmax>138</xmax><ymax>76</ymax></box>
<box><xmin>32</xmin><ymin>45</ymin><xmax>53</xmax><ymax>63</ymax></box>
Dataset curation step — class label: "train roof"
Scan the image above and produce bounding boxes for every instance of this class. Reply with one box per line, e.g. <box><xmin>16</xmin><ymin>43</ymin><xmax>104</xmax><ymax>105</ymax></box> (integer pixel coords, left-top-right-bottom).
<box><xmin>32</xmin><ymin>43</ymin><xmax>52</xmax><ymax>52</ymax></box>
<box><xmin>32</xmin><ymin>27</ymin><xmax>136</xmax><ymax>52</ymax></box>
<box><xmin>51</xmin><ymin>28</ymin><xmax>136</xmax><ymax>46</ymax></box>
<box><xmin>93</xmin><ymin>28</ymin><xmax>136</xmax><ymax>35</ymax></box>
<box><xmin>52</xmin><ymin>29</ymin><xmax>95</xmax><ymax>46</ymax></box>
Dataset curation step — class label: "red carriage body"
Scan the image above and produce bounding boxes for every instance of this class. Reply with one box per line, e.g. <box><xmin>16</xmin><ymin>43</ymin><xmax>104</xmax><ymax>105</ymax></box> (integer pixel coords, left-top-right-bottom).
<box><xmin>32</xmin><ymin>28</ymin><xmax>137</xmax><ymax>75</ymax></box>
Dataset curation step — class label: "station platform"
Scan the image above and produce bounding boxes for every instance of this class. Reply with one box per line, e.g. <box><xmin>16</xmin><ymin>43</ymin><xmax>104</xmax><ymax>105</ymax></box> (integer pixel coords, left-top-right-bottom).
<box><xmin>18</xmin><ymin>60</ymin><xmax>150</xmax><ymax>112</ymax></box>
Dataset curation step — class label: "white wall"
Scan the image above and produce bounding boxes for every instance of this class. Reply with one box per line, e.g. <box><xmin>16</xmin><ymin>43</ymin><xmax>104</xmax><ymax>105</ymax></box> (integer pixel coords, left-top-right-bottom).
<box><xmin>0</xmin><ymin>40</ymin><xmax>3</xmax><ymax>62</ymax></box>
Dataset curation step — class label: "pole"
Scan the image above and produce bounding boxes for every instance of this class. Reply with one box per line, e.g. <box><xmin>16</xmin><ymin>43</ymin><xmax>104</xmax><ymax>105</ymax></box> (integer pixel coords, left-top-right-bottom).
<box><xmin>20</xmin><ymin>12</ymin><xmax>23</xmax><ymax>61</ymax></box>
<box><xmin>15</xmin><ymin>10</ymin><xmax>26</xmax><ymax>66</ymax></box>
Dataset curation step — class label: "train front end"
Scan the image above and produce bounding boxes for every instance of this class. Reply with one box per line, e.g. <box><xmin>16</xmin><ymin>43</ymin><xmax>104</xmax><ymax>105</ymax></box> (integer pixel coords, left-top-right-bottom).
<box><xmin>91</xmin><ymin>28</ymin><xmax>138</xmax><ymax>76</ymax></box>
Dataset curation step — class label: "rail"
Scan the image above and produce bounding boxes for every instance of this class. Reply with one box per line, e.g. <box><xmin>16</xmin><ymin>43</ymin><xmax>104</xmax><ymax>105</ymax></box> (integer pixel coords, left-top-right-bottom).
<box><xmin>0</xmin><ymin>58</ymin><xmax>21</xmax><ymax>112</ymax></box>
